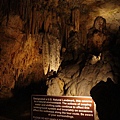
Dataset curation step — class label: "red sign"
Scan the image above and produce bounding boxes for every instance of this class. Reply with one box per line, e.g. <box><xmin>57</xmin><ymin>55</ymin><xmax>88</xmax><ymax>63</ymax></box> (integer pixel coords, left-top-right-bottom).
<box><xmin>31</xmin><ymin>95</ymin><xmax>95</xmax><ymax>120</ymax></box>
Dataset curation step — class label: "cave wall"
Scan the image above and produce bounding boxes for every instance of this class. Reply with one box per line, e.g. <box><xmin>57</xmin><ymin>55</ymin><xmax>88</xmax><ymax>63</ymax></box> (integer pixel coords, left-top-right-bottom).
<box><xmin>0</xmin><ymin>0</ymin><xmax>120</xmax><ymax>95</ymax></box>
<box><xmin>0</xmin><ymin>15</ymin><xmax>44</xmax><ymax>89</ymax></box>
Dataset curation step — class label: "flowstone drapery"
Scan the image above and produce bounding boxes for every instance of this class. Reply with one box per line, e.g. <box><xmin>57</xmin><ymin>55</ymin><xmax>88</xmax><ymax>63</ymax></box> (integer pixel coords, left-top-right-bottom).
<box><xmin>42</xmin><ymin>34</ymin><xmax>61</xmax><ymax>75</ymax></box>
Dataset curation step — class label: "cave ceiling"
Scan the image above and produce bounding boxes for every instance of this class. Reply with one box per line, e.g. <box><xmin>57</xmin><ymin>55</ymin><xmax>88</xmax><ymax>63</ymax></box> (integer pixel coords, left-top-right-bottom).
<box><xmin>0</xmin><ymin>0</ymin><xmax>120</xmax><ymax>32</ymax></box>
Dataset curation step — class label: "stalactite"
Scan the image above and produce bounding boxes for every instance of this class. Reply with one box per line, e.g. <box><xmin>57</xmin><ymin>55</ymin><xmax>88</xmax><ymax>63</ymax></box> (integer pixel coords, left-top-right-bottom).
<box><xmin>44</xmin><ymin>11</ymin><xmax>52</xmax><ymax>32</ymax></box>
<box><xmin>35</xmin><ymin>12</ymin><xmax>38</xmax><ymax>34</ymax></box>
<box><xmin>82</xmin><ymin>24</ymin><xmax>87</xmax><ymax>46</ymax></box>
<box><xmin>65</xmin><ymin>25</ymin><xmax>74</xmax><ymax>48</ymax></box>
<box><xmin>42</xmin><ymin>34</ymin><xmax>49</xmax><ymax>75</ymax></box>
<box><xmin>31</xmin><ymin>6</ymin><xmax>36</xmax><ymax>36</ymax></box>
<box><xmin>61</xmin><ymin>16</ymin><xmax>66</xmax><ymax>47</ymax></box>
<box><xmin>55</xmin><ymin>38</ymin><xmax>61</xmax><ymax>72</ymax></box>
<box><xmin>75</xmin><ymin>8</ymin><xmax>80</xmax><ymax>32</ymax></box>
<box><xmin>22</xmin><ymin>0</ymin><xmax>31</xmax><ymax>38</ymax></box>
<box><xmin>42</xmin><ymin>33</ymin><xmax>61</xmax><ymax>75</ymax></box>
<box><xmin>57</xmin><ymin>16</ymin><xmax>63</xmax><ymax>45</ymax></box>
<box><xmin>35</xmin><ymin>33</ymin><xmax>43</xmax><ymax>51</ymax></box>
<box><xmin>49</xmin><ymin>35</ymin><xmax>56</xmax><ymax>72</ymax></box>
<box><xmin>39</xmin><ymin>14</ymin><xmax>44</xmax><ymax>32</ymax></box>
<box><xmin>26</xmin><ymin>0</ymin><xmax>31</xmax><ymax>37</ymax></box>
<box><xmin>72</xmin><ymin>8</ymin><xmax>80</xmax><ymax>32</ymax></box>
<box><xmin>65</xmin><ymin>25</ymin><xmax>69</xmax><ymax>47</ymax></box>
<box><xmin>26</xmin><ymin>0</ymin><xmax>29</xmax><ymax>38</ymax></box>
<box><xmin>48</xmin><ymin>35</ymin><xmax>61</xmax><ymax>73</ymax></box>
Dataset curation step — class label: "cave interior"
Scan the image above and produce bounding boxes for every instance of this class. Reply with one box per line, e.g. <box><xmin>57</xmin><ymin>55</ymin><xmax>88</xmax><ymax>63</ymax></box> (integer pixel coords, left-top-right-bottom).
<box><xmin>0</xmin><ymin>0</ymin><xmax>120</xmax><ymax>119</ymax></box>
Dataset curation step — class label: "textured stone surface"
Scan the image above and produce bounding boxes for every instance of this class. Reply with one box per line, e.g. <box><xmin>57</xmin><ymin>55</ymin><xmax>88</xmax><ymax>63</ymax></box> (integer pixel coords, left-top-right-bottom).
<box><xmin>0</xmin><ymin>15</ymin><xmax>44</xmax><ymax>98</ymax></box>
<box><xmin>46</xmin><ymin>50</ymin><xmax>120</xmax><ymax>120</ymax></box>
<box><xmin>47</xmin><ymin>77</ymin><xmax>64</xmax><ymax>96</ymax></box>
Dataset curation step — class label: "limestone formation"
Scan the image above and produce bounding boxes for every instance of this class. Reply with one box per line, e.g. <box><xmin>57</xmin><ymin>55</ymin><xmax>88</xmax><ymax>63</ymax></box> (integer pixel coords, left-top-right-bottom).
<box><xmin>49</xmin><ymin>35</ymin><xmax>61</xmax><ymax>73</ymax></box>
<box><xmin>42</xmin><ymin>34</ymin><xmax>49</xmax><ymax>75</ymax></box>
<box><xmin>87</xmin><ymin>16</ymin><xmax>110</xmax><ymax>56</ymax></box>
<box><xmin>0</xmin><ymin>0</ymin><xmax>120</xmax><ymax>100</ymax></box>
<box><xmin>47</xmin><ymin>77</ymin><xmax>64</xmax><ymax>96</ymax></box>
<box><xmin>0</xmin><ymin>1</ymin><xmax>120</xmax><ymax>120</ymax></box>
<box><xmin>42</xmin><ymin>34</ymin><xmax>61</xmax><ymax>75</ymax></box>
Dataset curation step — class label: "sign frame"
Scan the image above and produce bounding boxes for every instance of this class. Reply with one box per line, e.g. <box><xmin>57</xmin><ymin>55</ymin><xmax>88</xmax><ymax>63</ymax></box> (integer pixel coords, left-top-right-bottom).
<box><xmin>31</xmin><ymin>95</ymin><xmax>96</xmax><ymax>120</ymax></box>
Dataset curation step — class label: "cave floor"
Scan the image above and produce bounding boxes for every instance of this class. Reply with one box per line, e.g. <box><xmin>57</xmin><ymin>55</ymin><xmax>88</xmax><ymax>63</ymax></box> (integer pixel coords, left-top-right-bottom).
<box><xmin>0</xmin><ymin>80</ymin><xmax>47</xmax><ymax>120</ymax></box>
<box><xmin>0</xmin><ymin>92</ymin><xmax>31</xmax><ymax>120</ymax></box>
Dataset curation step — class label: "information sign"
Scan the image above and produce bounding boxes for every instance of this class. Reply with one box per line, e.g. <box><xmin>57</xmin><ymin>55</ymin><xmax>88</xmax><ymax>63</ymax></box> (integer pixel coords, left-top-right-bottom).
<box><xmin>31</xmin><ymin>95</ymin><xmax>95</xmax><ymax>120</ymax></box>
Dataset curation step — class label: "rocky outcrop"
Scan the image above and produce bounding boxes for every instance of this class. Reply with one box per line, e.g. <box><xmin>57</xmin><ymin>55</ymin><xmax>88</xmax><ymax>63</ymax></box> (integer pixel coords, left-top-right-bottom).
<box><xmin>47</xmin><ymin>77</ymin><xmax>64</xmax><ymax>96</ymax></box>
<box><xmin>46</xmin><ymin>49</ymin><xmax>120</xmax><ymax>120</ymax></box>
<box><xmin>47</xmin><ymin>49</ymin><xmax>120</xmax><ymax>96</ymax></box>
<box><xmin>46</xmin><ymin>15</ymin><xmax>120</xmax><ymax>97</ymax></box>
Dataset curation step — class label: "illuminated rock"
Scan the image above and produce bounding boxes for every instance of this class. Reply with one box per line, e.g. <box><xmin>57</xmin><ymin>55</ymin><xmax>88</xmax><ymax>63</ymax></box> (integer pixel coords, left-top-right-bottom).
<box><xmin>42</xmin><ymin>34</ymin><xmax>61</xmax><ymax>75</ymax></box>
<box><xmin>0</xmin><ymin>15</ymin><xmax>44</xmax><ymax>93</ymax></box>
<box><xmin>65</xmin><ymin>53</ymin><xmax>115</xmax><ymax>96</ymax></box>
<box><xmin>47</xmin><ymin>77</ymin><xmax>64</xmax><ymax>96</ymax></box>
<box><xmin>49</xmin><ymin>35</ymin><xmax>61</xmax><ymax>72</ymax></box>
<box><xmin>42</xmin><ymin>34</ymin><xmax>49</xmax><ymax>75</ymax></box>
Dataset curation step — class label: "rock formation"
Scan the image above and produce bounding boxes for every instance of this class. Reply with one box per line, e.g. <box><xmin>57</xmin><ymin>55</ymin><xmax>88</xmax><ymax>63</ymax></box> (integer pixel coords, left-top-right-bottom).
<box><xmin>0</xmin><ymin>0</ymin><xmax>120</xmax><ymax>120</ymax></box>
<box><xmin>0</xmin><ymin>0</ymin><xmax>120</xmax><ymax>102</ymax></box>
